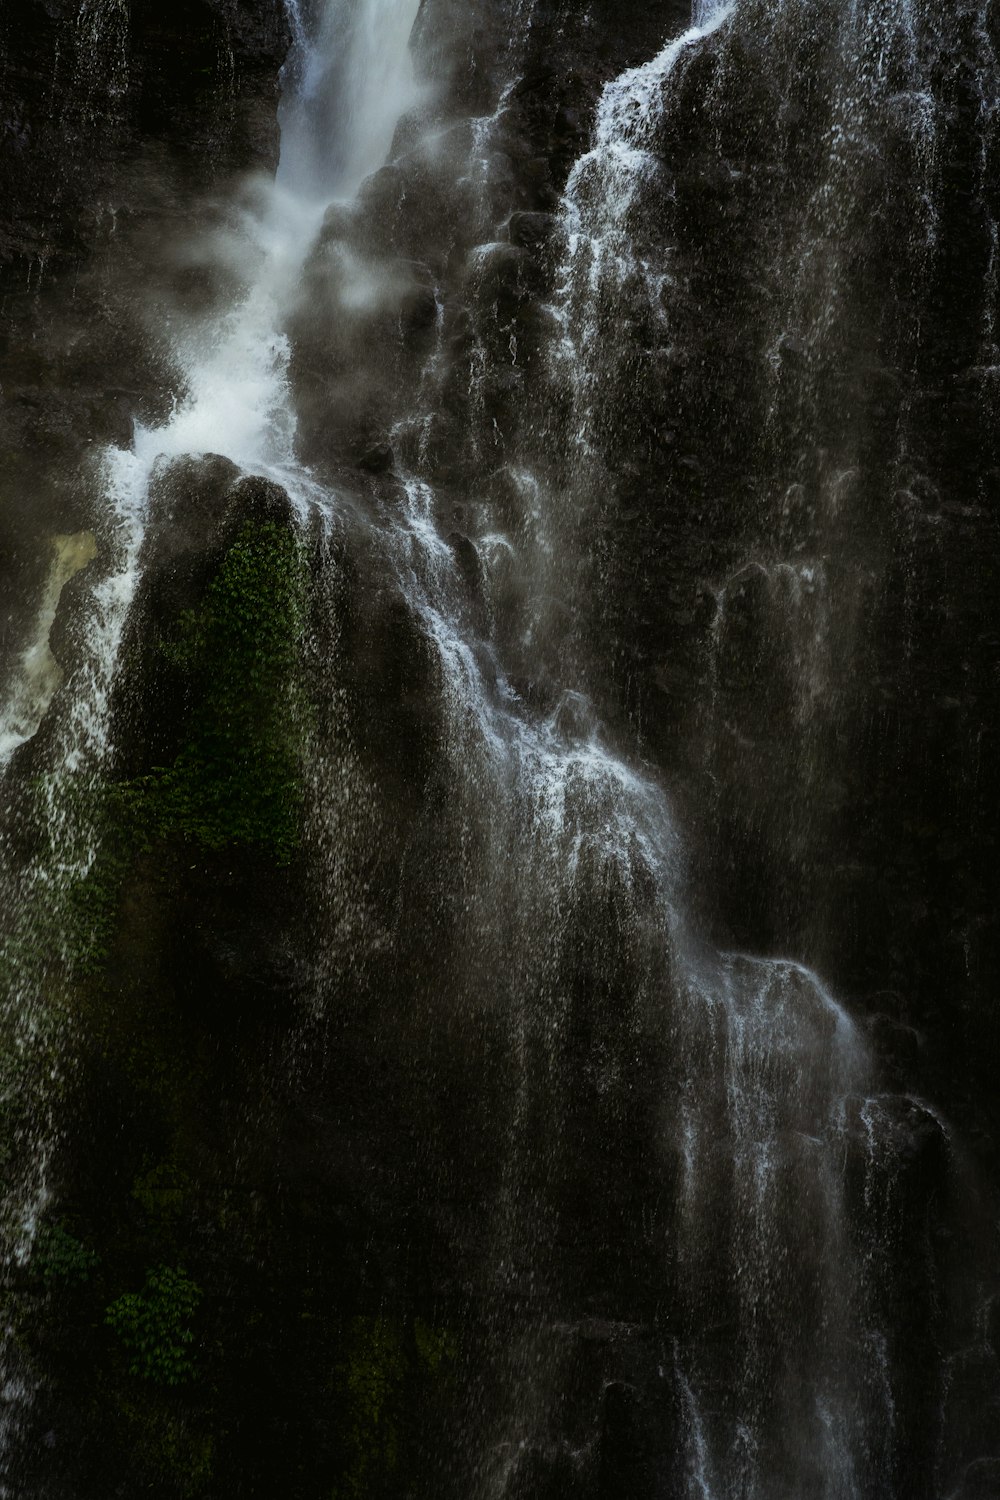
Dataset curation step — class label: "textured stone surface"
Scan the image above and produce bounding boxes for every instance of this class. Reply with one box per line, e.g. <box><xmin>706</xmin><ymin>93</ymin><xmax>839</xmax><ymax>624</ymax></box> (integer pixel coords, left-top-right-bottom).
<box><xmin>0</xmin><ymin>0</ymin><xmax>998</xmax><ymax>1495</ymax></box>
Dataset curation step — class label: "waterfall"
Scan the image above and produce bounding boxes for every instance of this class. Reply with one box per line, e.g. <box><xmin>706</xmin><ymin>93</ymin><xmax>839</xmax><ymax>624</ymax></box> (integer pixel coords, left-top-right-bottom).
<box><xmin>0</xmin><ymin>0</ymin><xmax>425</xmax><ymax>769</ymax></box>
<box><xmin>357</xmin><ymin>0</ymin><xmax>995</xmax><ymax>1492</ymax></box>
<box><xmin>282</xmin><ymin>5</ymin><xmax>956</xmax><ymax>1496</ymax></box>
<box><xmin>279</xmin><ymin>0</ymin><xmax>424</xmax><ymax>199</ymax></box>
<box><xmin>0</xmin><ymin>0</ymin><xmax>998</xmax><ymax>1493</ymax></box>
<box><xmin>0</xmin><ymin>0</ymin><xmax>424</xmax><ymax>1481</ymax></box>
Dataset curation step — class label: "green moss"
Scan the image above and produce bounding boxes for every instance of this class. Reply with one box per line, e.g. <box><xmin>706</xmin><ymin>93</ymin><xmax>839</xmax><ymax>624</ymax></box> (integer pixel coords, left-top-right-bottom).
<box><xmin>132</xmin><ymin>1161</ymin><xmax>194</xmax><ymax>1226</ymax></box>
<box><xmin>0</xmin><ymin>517</ymin><xmax>312</xmax><ymax>1026</ymax></box>
<box><xmin>0</xmin><ymin>515</ymin><xmax>313</xmax><ymax>1490</ymax></box>
<box><xmin>117</xmin><ymin>1392</ymin><xmax>214</xmax><ymax>1497</ymax></box>
<box><xmin>1</xmin><ymin>514</ymin><xmax>311</xmax><ymax>1003</ymax></box>
<box><xmin>0</xmin><ymin>778</ymin><xmax>138</xmax><ymax>991</ymax></box>
<box><xmin>333</xmin><ymin>1316</ymin><xmax>456</xmax><ymax>1499</ymax></box>
<box><xmin>105</xmin><ymin>1265</ymin><xmax>202</xmax><ymax>1386</ymax></box>
<box><xmin>132</xmin><ymin>520</ymin><xmax>311</xmax><ymax>865</ymax></box>
<box><xmin>413</xmin><ymin>1316</ymin><xmax>457</xmax><ymax>1374</ymax></box>
<box><xmin>34</xmin><ymin>1224</ymin><xmax>100</xmax><ymax>1286</ymax></box>
<box><xmin>62</xmin><ymin>827</ymin><xmax>134</xmax><ymax>977</ymax></box>
<box><xmin>335</xmin><ymin>1318</ymin><xmax>407</xmax><ymax>1499</ymax></box>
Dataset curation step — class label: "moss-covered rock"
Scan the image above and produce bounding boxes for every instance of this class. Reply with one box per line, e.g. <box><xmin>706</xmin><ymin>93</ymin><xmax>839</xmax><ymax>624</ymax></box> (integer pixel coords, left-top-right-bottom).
<box><xmin>127</xmin><ymin>513</ymin><xmax>311</xmax><ymax>865</ymax></box>
<box><xmin>334</xmin><ymin>1315</ymin><xmax>457</xmax><ymax>1500</ymax></box>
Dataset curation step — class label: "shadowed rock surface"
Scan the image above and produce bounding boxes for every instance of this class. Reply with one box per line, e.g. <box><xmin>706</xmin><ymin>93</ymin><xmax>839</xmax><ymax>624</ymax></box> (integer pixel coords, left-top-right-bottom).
<box><xmin>0</xmin><ymin>1</ymin><xmax>998</xmax><ymax>1497</ymax></box>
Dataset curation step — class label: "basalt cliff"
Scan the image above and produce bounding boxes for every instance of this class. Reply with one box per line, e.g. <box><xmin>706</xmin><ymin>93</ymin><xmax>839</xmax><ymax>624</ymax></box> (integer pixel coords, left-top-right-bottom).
<box><xmin>0</xmin><ymin>2</ymin><xmax>998</xmax><ymax>1497</ymax></box>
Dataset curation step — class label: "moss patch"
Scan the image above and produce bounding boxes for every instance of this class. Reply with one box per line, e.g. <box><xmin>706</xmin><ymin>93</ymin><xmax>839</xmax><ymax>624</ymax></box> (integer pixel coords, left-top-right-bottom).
<box><xmin>131</xmin><ymin>518</ymin><xmax>311</xmax><ymax>866</ymax></box>
<box><xmin>33</xmin><ymin>1224</ymin><xmax>100</xmax><ymax>1287</ymax></box>
<box><xmin>115</xmin><ymin>1391</ymin><xmax>215</xmax><ymax>1498</ymax></box>
<box><xmin>334</xmin><ymin>1316</ymin><xmax>456</xmax><ymax>1500</ymax></box>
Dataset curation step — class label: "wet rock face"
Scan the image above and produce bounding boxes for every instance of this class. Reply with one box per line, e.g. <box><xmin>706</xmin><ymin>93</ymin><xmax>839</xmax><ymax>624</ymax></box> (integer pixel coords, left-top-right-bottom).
<box><xmin>428</xmin><ymin>0</ymin><xmax>1000</xmax><ymax>1163</ymax></box>
<box><xmin>0</xmin><ymin>0</ymin><xmax>291</xmax><ymax>635</ymax></box>
<box><xmin>0</xmin><ymin>0</ymin><xmax>289</xmax><ymax>270</ymax></box>
<box><xmin>2</xmin><ymin>0</ymin><xmax>1000</xmax><ymax>1496</ymax></box>
<box><xmin>647</xmin><ymin>7</ymin><xmax>1000</xmax><ymax>1155</ymax></box>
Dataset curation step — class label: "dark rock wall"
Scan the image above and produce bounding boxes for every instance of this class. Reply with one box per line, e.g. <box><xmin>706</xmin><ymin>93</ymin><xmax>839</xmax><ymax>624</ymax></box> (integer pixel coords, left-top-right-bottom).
<box><xmin>0</xmin><ymin>0</ymin><xmax>998</xmax><ymax>1496</ymax></box>
<box><xmin>580</xmin><ymin>0</ymin><xmax>1000</xmax><ymax>1159</ymax></box>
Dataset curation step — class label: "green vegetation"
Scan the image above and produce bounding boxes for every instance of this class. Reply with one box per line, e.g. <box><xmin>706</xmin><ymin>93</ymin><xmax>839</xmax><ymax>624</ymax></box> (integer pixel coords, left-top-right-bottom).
<box><xmin>105</xmin><ymin>1265</ymin><xmax>203</xmax><ymax>1386</ymax></box>
<box><xmin>338</xmin><ymin>1317</ymin><xmax>409</xmax><ymax>1495</ymax></box>
<box><xmin>133</xmin><ymin>519</ymin><xmax>311</xmax><ymax>865</ymax></box>
<box><xmin>62</xmin><ymin>826</ymin><xmax>134</xmax><ymax>976</ymax></box>
<box><xmin>116</xmin><ymin>1394</ymin><xmax>214</xmax><ymax>1497</ymax></box>
<box><xmin>1</xmin><ymin>517</ymin><xmax>311</xmax><ymax>995</ymax></box>
<box><xmin>132</xmin><ymin>1161</ymin><xmax>194</xmax><ymax>1225</ymax></box>
<box><xmin>34</xmin><ymin>1224</ymin><xmax>100</xmax><ymax>1286</ymax></box>
<box><xmin>0</xmin><ymin>776</ymin><xmax>120</xmax><ymax>987</ymax></box>
<box><xmin>0</xmin><ymin>508</ymin><xmax>383</xmax><ymax>1495</ymax></box>
<box><xmin>334</xmin><ymin>1316</ymin><xmax>456</xmax><ymax>1499</ymax></box>
<box><xmin>413</xmin><ymin>1316</ymin><xmax>456</xmax><ymax>1374</ymax></box>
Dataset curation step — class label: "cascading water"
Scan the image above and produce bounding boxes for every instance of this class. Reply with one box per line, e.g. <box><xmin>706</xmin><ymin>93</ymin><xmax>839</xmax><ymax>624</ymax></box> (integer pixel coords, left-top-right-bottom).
<box><xmin>0</xmin><ymin>0</ymin><xmax>425</xmax><ymax>1481</ymax></box>
<box><xmin>0</xmin><ymin>0</ymin><xmax>998</xmax><ymax>1494</ymax></box>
